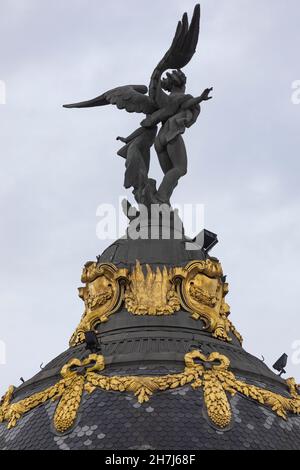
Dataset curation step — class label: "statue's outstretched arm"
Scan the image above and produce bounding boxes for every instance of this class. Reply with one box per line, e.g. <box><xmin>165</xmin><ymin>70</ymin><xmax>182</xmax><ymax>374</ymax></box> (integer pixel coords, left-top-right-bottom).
<box><xmin>149</xmin><ymin>4</ymin><xmax>201</xmax><ymax>106</ymax></box>
<box><xmin>181</xmin><ymin>88</ymin><xmax>213</xmax><ymax>110</ymax></box>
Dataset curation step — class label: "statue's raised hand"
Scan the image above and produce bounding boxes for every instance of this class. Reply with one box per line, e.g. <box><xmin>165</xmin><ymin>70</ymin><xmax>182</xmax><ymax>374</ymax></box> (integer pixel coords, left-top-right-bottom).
<box><xmin>200</xmin><ymin>87</ymin><xmax>213</xmax><ymax>102</ymax></box>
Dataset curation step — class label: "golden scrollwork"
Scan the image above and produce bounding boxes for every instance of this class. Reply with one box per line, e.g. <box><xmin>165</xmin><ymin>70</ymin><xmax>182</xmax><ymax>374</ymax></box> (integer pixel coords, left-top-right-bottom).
<box><xmin>69</xmin><ymin>262</ymin><xmax>128</xmax><ymax>347</ymax></box>
<box><xmin>173</xmin><ymin>260</ymin><xmax>243</xmax><ymax>343</ymax></box>
<box><xmin>1</xmin><ymin>351</ymin><xmax>299</xmax><ymax>433</ymax></box>
<box><xmin>124</xmin><ymin>261</ymin><xmax>181</xmax><ymax>315</ymax></box>
<box><xmin>70</xmin><ymin>259</ymin><xmax>242</xmax><ymax>347</ymax></box>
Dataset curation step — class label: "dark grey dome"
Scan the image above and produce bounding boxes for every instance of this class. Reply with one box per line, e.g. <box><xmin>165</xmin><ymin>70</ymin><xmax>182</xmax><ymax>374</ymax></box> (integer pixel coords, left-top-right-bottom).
<box><xmin>1</xmin><ymin>236</ymin><xmax>299</xmax><ymax>450</ymax></box>
<box><xmin>98</xmin><ymin>235</ymin><xmax>206</xmax><ymax>269</ymax></box>
<box><xmin>0</xmin><ymin>327</ymin><xmax>299</xmax><ymax>450</ymax></box>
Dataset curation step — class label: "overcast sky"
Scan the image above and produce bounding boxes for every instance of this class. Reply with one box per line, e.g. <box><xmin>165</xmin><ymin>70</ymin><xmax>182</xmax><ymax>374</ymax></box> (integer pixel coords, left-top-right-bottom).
<box><xmin>0</xmin><ymin>0</ymin><xmax>300</xmax><ymax>395</ymax></box>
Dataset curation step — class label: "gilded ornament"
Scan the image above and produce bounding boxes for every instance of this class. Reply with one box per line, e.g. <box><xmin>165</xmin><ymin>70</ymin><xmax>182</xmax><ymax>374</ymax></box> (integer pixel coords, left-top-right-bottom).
<box><xmin>173</xmin><ymin>260</ymin><xmax>243</xmax><ymax>343</ymax></box>
<box><xmin>1</xmin><ymin>351</ymin><xmax>299</xmax><ymax>433</ymax></box>
<box><xmin>70</xmin><ymin>259</ymin><xmax>242</xmax><ymax>347</ymax></box>
<box><xmin>70</xmin><ymin>262</ymin><xmax>128</xmax><ymax>347</ymax></box>
<box><xmin>0</xmin><ymin>354</ymin><xmax>104</xmax><ymax>433</ymax></box>
<box><xmin>124</xmin><ymin>261</ymin><xmax>181</xmax><ymax>315</ymax></box>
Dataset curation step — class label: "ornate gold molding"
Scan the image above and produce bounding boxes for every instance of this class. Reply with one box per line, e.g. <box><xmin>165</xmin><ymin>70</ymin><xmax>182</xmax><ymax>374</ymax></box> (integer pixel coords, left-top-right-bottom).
<box><xmin>173</xmin><ymin>260</ymin><xmax>242</xmax><ymax>343</ymax></box>
<box><xmin>70</xmin><ymin>263</ymin><xmax>128</xmax><ymax>347</ymax></box>
<box><xmin>0</xmin><ymin>386</ymin><xmax>14</xmax><ymax>424</ymax></box>
<box><xmin>1</xmin><ymin>351</ymin><xmax>299</xmax><ymax>433</ymax></box>
<box><xmin>0</xmin><ymin>355</ymin><xmax>105</xmax><ymax>433</ymax></box>
<box><xmin>125</xmin><ymin>261</ymin><xmax>181</xmax><ymax>315</ymax></box>
<box><xmin>70</xmin><ymin>259</ymin><xmax>242</xmax><ymax>347</ymax></box>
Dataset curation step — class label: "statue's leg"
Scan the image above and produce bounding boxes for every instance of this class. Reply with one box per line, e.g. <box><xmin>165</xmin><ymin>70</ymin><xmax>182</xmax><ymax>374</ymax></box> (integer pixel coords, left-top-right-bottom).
<box><xmin>125</xmin><ymin>146</ymin><xmax>148</xmax><ymax>204</ymax></box>
<box><xmin>124</xmin><ymin>144</ymin><xmax>143</xmax><ymax>189</ymax></box>
<box><xmin>125</xmin><ymin>127</ymin><xmax>158</xmax><ymax>204</ymax></box>
<box><xmin>142</xmin><ymin>126</ymin><xmax>157</xmax><ymax>175</ymax></box>
<box><xmin>155</xmin><ymin>134</ymin><xmax>173</xmax><ymax>176</ymax></box>
<box><xmin>156</xmin><ymin>135</ymin><xmax>187</xmax><ymax>203</ymax></box>
<box><xmin>123</xmin><ymin>127</ymin><xmax>157</xmax><ymax>189</ymax></box>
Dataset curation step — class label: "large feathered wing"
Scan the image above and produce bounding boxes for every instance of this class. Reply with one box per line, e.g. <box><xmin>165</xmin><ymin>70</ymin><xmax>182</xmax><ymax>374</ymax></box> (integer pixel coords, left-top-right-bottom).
<box><xmin>160</xmin><ymin>4</ymin><xmax>201</xmax><ymax>71</ymax></box>
<box><xmin>148</xmin><ymin>4</ymin><xmax>201</xmax><ymax>104</ymax></box>
<box><xmin>63</xmin><ymin>85</ymin><xmax>157</xmax><ymax>115</ymax></box>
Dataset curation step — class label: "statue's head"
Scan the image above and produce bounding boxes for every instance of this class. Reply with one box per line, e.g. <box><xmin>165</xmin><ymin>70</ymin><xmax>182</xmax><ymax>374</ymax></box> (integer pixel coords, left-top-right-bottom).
<box><xmin>161</xmin><ymin>69</ymin><xmax>187</xmax><ymax>93</ymax></box>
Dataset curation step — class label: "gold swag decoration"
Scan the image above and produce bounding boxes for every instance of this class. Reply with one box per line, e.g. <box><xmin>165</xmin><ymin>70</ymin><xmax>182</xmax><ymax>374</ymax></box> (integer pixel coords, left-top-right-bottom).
<box><xmin>70</xmin><ymin>259</ymin><xmax>243</xmax><ymax>347</ymax></box>
<box><xmin>1</xmin><ymin>351</ymin><xmax>299</xmax><ymax>433</ymax></box>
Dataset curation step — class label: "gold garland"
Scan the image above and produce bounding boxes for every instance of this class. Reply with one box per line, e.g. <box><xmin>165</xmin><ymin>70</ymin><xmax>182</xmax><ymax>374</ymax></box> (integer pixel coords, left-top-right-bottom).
<box><xmin>1</xmin><ymin>351</ymin><xmax>299</xmax><ymax>433</ymax></box>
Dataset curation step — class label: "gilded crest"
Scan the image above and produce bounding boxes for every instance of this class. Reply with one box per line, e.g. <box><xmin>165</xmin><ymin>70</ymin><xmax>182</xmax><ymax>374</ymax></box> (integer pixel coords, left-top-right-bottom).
<box><xmin>69</xmin><ymin>263</ymin><xmax>128</xmax><ymax>346</ymax></box>
<box><xmin>173</xmin><ymin>260</ymin><xmax>241</xmax><ymax>343</ymax></box>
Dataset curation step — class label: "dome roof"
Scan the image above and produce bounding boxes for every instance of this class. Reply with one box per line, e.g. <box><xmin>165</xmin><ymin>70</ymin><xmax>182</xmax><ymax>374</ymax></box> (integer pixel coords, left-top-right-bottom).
<box><xmin>1</xmin><ymin>236</ymin><xmax>299</xmax><ymax>450</ymax></box>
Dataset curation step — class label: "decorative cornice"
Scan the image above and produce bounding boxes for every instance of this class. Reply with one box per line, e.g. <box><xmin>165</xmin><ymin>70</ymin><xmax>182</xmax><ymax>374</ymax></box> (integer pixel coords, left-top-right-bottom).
<box><xmin>70</xmin><ymin>260</ymin><xmax>243</xmax><ymax>347</ymax></box>
<box><xmin>1</xmin><ymin>352</ymin><xmax>299</xmax><ymax>433</ymax></box>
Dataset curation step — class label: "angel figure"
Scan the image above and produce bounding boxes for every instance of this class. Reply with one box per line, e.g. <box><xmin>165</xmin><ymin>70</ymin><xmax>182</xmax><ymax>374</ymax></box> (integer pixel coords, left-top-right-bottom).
<box><xmin>64</xmin><ymin>4</ymin><xmax>212</xmax><ymax>206</ymax></box>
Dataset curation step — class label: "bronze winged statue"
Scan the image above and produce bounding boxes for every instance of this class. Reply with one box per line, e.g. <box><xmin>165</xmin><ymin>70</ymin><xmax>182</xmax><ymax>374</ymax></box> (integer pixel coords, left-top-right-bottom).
<box><xmin>64</xmin><ymin>4</ymin><xmax>212</xmax><ymax>206</ymax></box>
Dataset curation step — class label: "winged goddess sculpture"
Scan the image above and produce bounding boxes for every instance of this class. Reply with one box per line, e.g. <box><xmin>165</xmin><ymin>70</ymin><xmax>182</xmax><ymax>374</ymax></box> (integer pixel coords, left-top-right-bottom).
<box><xmin>64</xmin><ymin>4</ymin><xmax>212</xmax><ymax>206</ymax></box>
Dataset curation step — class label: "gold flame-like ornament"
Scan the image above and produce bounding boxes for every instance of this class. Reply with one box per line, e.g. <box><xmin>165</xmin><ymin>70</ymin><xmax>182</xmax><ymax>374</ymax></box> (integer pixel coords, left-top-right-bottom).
<box><xmin>125</xmin><ymin>261</ymin><xmax>180</xmax><ymax>315</ymax></box>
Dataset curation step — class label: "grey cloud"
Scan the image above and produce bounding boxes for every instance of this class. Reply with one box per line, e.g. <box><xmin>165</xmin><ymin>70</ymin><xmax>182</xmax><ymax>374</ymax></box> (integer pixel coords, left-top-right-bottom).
<box><xmin>0</xmin><ymin>0</ymin><xmax>299</xmax><ymax>393</ymax></box>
